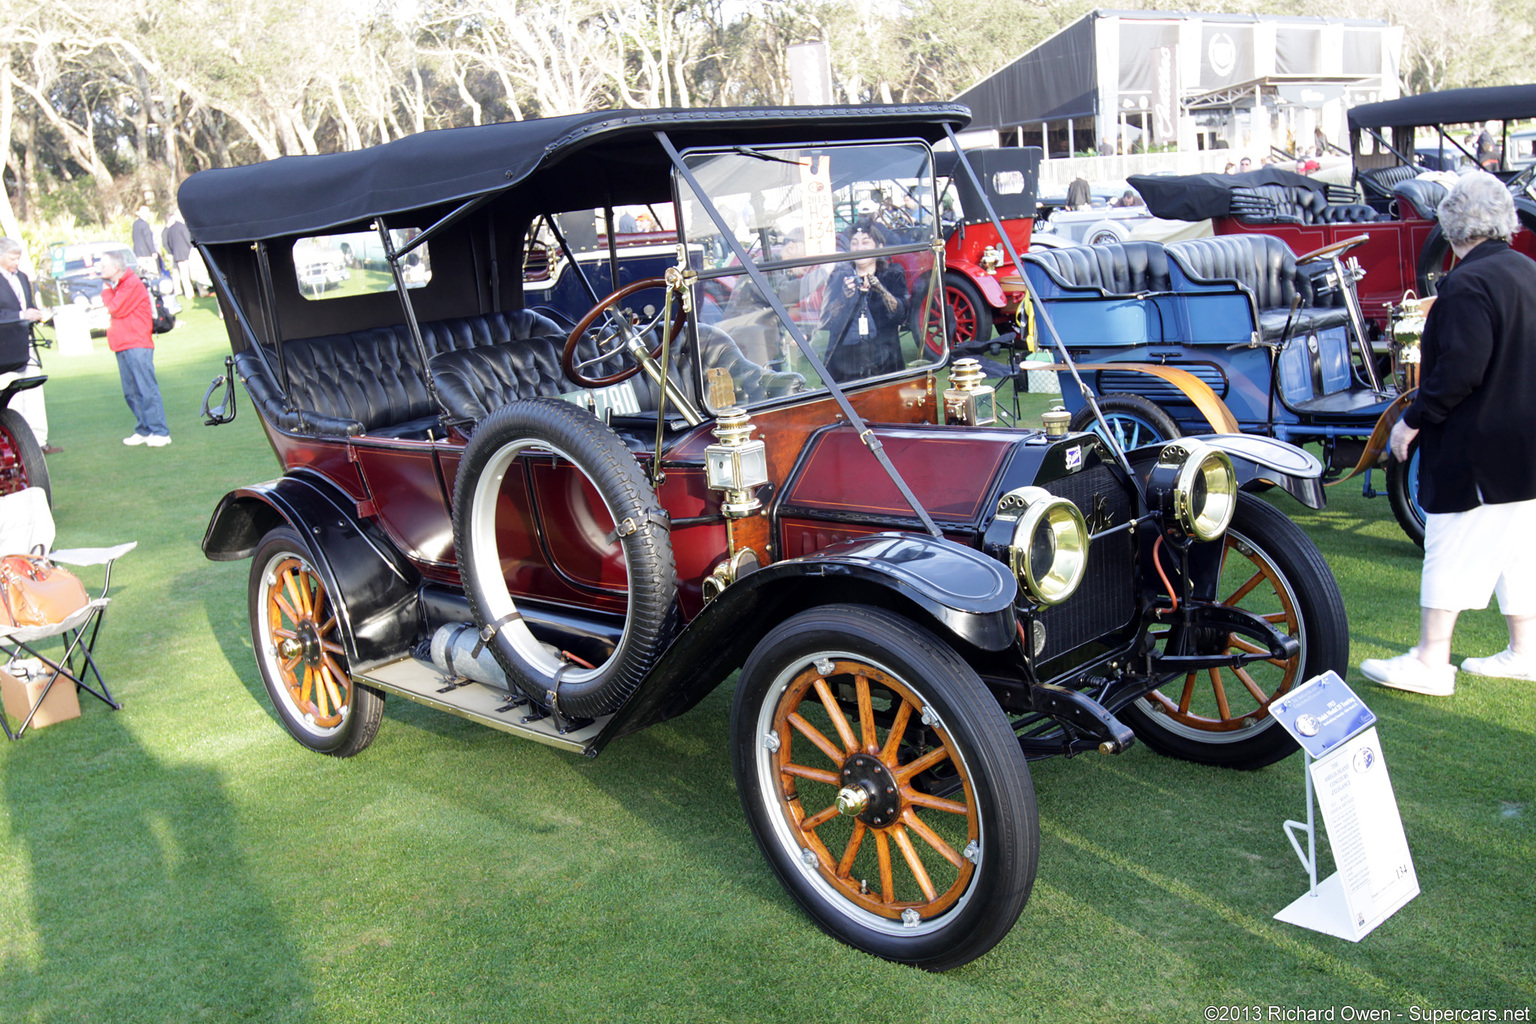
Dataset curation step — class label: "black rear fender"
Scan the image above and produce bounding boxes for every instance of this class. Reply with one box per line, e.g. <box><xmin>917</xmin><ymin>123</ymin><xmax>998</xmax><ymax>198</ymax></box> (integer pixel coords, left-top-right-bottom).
<box><xmin>203</xmin><ymin>474</ymin><xmax>421</xmax><ymax>670</ymax></box>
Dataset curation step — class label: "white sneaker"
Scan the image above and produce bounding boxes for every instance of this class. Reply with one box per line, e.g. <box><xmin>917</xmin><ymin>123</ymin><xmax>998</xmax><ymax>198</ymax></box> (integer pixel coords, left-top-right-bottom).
<box><xmin>1360</xmin><ymin>649</ymin><xmax>1455</xmax><ymax>696</ymax></box>
<box><xmin>123</xmin><ymin>434</ymin><xmax>150</xmax><ymax>446</ymax></box>
<box><xmin>145</xmin><ymin>435</ymin><xmax>172</xmax><ymax>448</ymax></box>
<box><xmin>1460</xmin><ymin>647</ymin><xmax>1536</xmax><ymax>681</ymax></box>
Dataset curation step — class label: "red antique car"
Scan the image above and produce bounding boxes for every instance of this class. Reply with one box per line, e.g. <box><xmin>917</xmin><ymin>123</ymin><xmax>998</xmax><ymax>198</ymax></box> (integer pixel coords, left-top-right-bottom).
<box><xmin>1129</xmin><ymin>86</ymin><xmax>1536</xmax><ymax>335</ymax></box>
<box><xmin>186</xmin><ymin>106</ymin><xmax>1345</xmax><ymax>970</ymax></box>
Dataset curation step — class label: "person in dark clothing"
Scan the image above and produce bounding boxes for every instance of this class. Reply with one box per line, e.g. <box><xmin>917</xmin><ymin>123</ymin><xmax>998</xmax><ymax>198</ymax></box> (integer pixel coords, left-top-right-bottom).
<box><xmin>1362</xmin><ymin>172</ymin><xmax>1536</xmax><ymax>695</ymax></box>
<box><xmin>162</xmin><ymin>209</ymin><xmax>194</xmax><ymax>297</ymax></box>
<box><xmin>131</xmin><ymin>205</ymin><xmax>159</xmax><ymax>278</ymax></box>
<box><xmin>0</xmin><ymin>237</ymin><xmax>58</xmax><ymax>453</ymax></box>
<box><xmin>817</xmin><ymin>221</ymin><xmax>908</xmax><ymax>382</ymax></box>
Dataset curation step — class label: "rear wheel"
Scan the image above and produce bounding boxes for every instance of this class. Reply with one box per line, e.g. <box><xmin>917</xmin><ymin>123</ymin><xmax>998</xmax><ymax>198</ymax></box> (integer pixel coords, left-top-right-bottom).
<box><xmin>1386</xmin><ymin>437</ymin><xmax>1425</xmax><ymax>547</ymax></box>
<box><xmin>250</xmin><ymin>527</ymin><xmax>384</xmax><ymax>757</ymax></box>
<box><xmin>731</xmin><ymin>604</ymin><xmax>1037</xmax><ymax>971</ymax></box>
<box><xmin>0</xmin><ymin>407</ymin><xmax>50</xmax><ymax>503</ymax></box>
<box><xmin>1123</xmin><ymin>495</ymin><xmax>1349</xmax><ymax>770</ymax></box>
<box><xmin>1069</xmin><ymin>393</ymin><xmax>1180</xmax><ymax>450</ymax></box>
<box><xmin>944</xmin><ymin>273</ymin><xmax>992</xmax><ymax>346</ymax></box>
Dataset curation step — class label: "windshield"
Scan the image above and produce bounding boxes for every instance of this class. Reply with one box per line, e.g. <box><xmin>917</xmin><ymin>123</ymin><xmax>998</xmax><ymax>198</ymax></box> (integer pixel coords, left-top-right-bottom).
<box><xmin>676</xmin><ymin>141</ymin><xmax>946</xmax><ymax>410</ymax></box>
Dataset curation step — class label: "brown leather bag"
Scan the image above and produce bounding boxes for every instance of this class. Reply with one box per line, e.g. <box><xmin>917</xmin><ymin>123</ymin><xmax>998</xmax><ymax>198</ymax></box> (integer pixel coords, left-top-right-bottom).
<box><xmin>0</xmin><ymin>553</ymin><xmax>89</xmax><ymax>627</ymax></box>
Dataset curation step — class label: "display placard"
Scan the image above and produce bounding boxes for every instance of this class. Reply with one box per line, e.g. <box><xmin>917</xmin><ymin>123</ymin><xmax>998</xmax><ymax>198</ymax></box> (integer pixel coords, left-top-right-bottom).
<box><xmin>1269</xmin><ymin>670</ymin><xmax>1375</xmax><ymax>759</ymax></box>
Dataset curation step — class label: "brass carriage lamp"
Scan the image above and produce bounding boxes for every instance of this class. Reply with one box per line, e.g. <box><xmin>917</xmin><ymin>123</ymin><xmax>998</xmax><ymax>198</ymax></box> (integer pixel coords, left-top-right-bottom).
<box><xmin>943</xmin><ymin>358</ymin><xmax>997</xmax><ymax>427</ymax></box>
<box><xmin>705</xmin><ymin>408</ymin><xmax>769</xmax><ymax>517</ymax></box>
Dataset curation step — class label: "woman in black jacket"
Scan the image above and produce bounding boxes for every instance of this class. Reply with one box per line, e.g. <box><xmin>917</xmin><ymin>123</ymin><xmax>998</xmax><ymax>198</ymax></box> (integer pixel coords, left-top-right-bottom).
<box><xmin>818</xmin><ymin>220</ymin><xmax>909</xmax><ymax>382</ymax></box>
<box><xmin>1362</xmin><ymin>172</ymin><xmax>1536</xmax><ymax>695</ymax></box>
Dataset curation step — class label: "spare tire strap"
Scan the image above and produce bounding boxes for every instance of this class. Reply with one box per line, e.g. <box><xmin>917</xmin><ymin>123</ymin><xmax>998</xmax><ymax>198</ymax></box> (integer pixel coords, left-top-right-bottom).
<box><xmin>472</xmin><ymin>609</ymin><xmax>523</xmax><ymax>658</ymax></box>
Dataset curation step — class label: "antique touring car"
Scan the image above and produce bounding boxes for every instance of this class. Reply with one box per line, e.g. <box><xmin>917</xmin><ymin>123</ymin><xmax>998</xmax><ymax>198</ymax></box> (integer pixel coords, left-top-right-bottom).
<box><xmin>185</xmin><ymin>106</ymin><xmax>1346</xmax><ymax>970</ymax></box>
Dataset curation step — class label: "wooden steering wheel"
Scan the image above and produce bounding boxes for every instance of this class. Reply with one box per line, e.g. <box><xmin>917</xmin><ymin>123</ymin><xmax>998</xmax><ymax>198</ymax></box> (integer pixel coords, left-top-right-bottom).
<box><xmin>1297</xmin><ymin>233</ymin><xmax>1370</xmax><ymax>264</ymax></box>
<box><xmin>562</xmin><ymin>277</ymin><xmax>690</xmax><ymax>389</ymax></box>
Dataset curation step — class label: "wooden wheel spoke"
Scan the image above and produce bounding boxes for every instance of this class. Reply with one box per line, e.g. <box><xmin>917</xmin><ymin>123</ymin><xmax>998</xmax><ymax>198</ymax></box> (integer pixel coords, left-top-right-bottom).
<box><xmin>905</xmin><ymin>789</ymin><xmax>969</xmax><ymax>816</ymax></box>
<box><xmin>875</xmin><ymin>830</ymin><xmax>895</xmax><ymax>904</ymax></box>
<box><xmin>879</xmin><ymin>700</ymin><xmax>912</xmax><ymax>764</ymax></box>
<box><xmin>836</xmin><ymin>820</ymin><xmax>867</xmax><ymax>879</ymax></box>
<box><xmin>318</xmin><ymin>663</ymin><xmax>344</xmax><ymax>715</ymax></box>
<box><xmin>1233</xmin><ymin>665</ymin><xmax>1268</xmax><ymax>704</ymax></box>
<box><xmin>299</xmin><ymin>664</ymin><xmax>315</xmax><ymax>705</ymax></box>
<box><xmin>890</xmin><ymin>824</ymin><xmax>938</xmax><ymax>902</ymax></box>
<box><xmin>780</xmin><ymin>763</ymin><xmax>840</xmax><ymax>786</ymax></box>
<box><xmin>272</xmin><ymin>593</ymin><xmax>300</xmax><ymax>627</ymax></box>
<box><xmin>320</xmin><ymin>640</ymin><xmax>347</xmax><ymax>656</ymax></box>
<box><xmin>811</xmin><ymin>676</ymin><xmax>859</xmax><ymax>755</ymax></box>
<box><xmin>281</xmin><ymin>655</ymin><xmax>302</xmax><ymax>677</ymax></box>
<box><xmin>801</xmin><ymin>804</ymin><xmax>842</xmax><ymax>831</ymax></box>
<box><xmin>787</xmin><ymin>712</ymin><xmax>846</xmax><ymax>765</ymax></box>
<box><xmin>1222</xmin><ymin>567</ymin><xmax>1265</xmax><ymax>607</ymax></box>
<box><xmin>1178</xmin><ymin>672</ymin><xmax>1197</xmax><ymax>714</ymax></box>
<box><xmin>1209</xmin><ymin>667</ymin><xmax>1233</xmax><ymax>720</ymax></box>
<box><xmin>855</xmin><ymin>673</ymin><xmax>877</xmax><ymax>754</ymax></box>
<box><xmin>313</xmin><ymin>666</ymin><xmax>330</xmax><ymax>718</ymax></box>
<box><xmin>271</xmin><ymin>626</ymin><xmax>298</xmax><ymax>640</ymax></box>
<box><xmin>894</xmin><ymin>744</ymin><xmax>951</xmax><ymax>783</ymax></box>
<box><xmin>1260</xmin><ymin>611</ymin><xmax>1290</xmax><ymax>625</ymax></box>
<box><xmin>318</xmin><ymin>615</ymin><xmax>338</xmax><ymax>636</ymax></box>
<box><xmin>320</xmin><ymin>653</ymin><xmax>350</xmax><ymax>696</ymax></box>
<box><xmin>296</xmin><ymin>571</ymin><xmax>316</xmax><ymax>616</ymax></box>
<box><xmin>1229</xmin><ymin>635</ymin><xmax>1266</xmax><ymax>655</ymax></box>
<box><xmin>901</xmin><ymin>809</ymin><xmax>966</xmax><ymax>870</ymax></box>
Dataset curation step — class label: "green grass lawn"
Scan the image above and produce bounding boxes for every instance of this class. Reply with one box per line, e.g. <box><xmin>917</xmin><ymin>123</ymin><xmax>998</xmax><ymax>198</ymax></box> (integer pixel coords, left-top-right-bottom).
<box><xmin>1</xmin><ymin>309</ymin><xmax>1530</xmax><ymax>1022</ymax></box>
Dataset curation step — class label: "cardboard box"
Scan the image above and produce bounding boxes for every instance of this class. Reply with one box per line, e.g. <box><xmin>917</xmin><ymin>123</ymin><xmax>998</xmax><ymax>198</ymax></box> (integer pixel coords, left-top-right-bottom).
<box><xmin>1</xmin><ymin>661</ymin><xmax>81</xmax><ymax>730</ymax></box>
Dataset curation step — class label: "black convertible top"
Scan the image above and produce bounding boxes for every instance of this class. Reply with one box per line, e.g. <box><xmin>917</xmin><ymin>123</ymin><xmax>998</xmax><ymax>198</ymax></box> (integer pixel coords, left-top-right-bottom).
<box><xmin>1348</xmin><ymin>85</ymin><xmax>1536</xmax><ymax>131</ymax></box>
<box><xmin>180</xmin><ymin>104</ymin><xmax>971</xmax><ymax>245</ymax></box>
<box><xmin>1127</xmin><ymin>168</ymin><xmax>1326</xmax><ymax>222</ymax></box>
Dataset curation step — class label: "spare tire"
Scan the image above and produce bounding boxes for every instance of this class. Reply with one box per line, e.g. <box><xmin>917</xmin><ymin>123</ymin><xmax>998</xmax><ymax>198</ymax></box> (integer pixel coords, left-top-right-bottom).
<box><xmin>451</xmin><ymin>398</ymin><xmax>677</xmax><ymax>719</ymax></box>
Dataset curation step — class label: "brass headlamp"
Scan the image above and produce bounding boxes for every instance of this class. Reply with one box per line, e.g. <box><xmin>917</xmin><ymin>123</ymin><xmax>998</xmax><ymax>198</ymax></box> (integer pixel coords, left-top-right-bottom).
<box><xmin>1147</xmin><ymin>439</ymin><xmax>1237</xmax><ymax>542</ymax></box>
<box><xmin>995</xmin><ymin>486</ymin><xmax>1089</xmax><ymax>606</ymax></box>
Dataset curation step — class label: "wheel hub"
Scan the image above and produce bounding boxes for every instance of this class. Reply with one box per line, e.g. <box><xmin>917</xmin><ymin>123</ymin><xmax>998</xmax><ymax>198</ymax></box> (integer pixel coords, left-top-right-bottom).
<box><xmin>294</xmin><ymin>620</ymin><xmax>322</xmax><ymax>665</ymax></box>
<box><xmin>839</xmin><ymin>753</ymin><xmax>901</xmax><ymax>829</ymax></box>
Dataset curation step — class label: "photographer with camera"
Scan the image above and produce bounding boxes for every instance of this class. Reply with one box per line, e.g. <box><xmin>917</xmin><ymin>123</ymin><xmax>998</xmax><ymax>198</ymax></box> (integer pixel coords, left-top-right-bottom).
<box><xmin>817</xmin><ymin>220</ymin><xmax>908</xmax><ymax>382</ymax></box>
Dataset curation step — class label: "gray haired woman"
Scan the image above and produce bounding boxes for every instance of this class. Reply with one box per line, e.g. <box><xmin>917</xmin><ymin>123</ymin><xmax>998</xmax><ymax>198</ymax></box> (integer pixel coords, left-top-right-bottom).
<box><xmin>1362</xmin><ymin>172</ymin><xmax>1536</xmax><ymax>695</ymax></box>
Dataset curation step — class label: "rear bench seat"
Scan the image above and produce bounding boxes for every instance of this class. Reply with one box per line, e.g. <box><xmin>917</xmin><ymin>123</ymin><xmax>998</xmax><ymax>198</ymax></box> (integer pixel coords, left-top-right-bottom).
<box><xmin>1391</xmin><ymin>177</ymin><xmax>1448</xmax><ymax>220</ymax></box>
<box><xmin>235</xmin><ymin>309</ymin><xmax>565</xmax><ymax>438</ymax></box>
<box><xmin>1021</xmin><ymin>241</ymin><xmax>1173</xmax><ymax>296</ymax></box>
<box><xmin>1165</xmin><ymin>234</ymin><xmax>1351</xmax><ymax>341</ymax></box>
<box><xmin>1228</xmin><ymin>184</ymin><xmax>1382</xmax><ymax>225</ymax></box>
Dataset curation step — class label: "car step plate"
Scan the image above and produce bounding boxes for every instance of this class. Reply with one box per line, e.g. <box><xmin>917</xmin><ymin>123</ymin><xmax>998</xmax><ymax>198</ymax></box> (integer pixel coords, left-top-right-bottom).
<box><xmin>355</xmin><ymin>656</ymin><xmax>609</xmax><ymax>753</ymax></box>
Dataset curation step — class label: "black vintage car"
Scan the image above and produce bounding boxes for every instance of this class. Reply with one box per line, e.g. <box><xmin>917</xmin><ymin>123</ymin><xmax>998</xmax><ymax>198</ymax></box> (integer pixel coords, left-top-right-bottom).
<box><xmin>185</xmin><ymin>105</ymin><xmax>1347</xmax><ymax>970</ymax></box>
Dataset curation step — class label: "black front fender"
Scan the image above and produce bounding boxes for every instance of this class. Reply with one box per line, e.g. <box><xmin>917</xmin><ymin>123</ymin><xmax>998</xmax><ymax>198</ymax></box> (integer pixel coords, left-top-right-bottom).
<box><xmin>1129</xmin><ymin>433</ymin><xmax>1326</xmax><ymax>510</ymax></box>
<box><xmin>594</xmin><ymin>533</ymin><xmax>1018</xmax><ymax>750</ymax></box>
<box><xmin>203</xmin><ymin>473</ymin><xmax>421</xmax><ymax>670</ymax></box>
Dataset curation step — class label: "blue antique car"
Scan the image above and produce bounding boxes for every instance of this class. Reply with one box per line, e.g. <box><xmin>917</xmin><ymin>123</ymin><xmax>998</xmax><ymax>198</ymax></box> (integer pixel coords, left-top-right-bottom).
<box><xmin>1002</xmin><ymin>230</ymin><xmax>1426</xmax><ymax>543</ymax></box>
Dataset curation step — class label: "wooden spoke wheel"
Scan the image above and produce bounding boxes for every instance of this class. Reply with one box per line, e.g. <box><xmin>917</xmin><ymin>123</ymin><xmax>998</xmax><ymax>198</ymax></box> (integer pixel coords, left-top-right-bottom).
<box><xmin>249</xmin><ymin>527</ymin><xmax>383</xmax><ymax>757</ymax></box>
<box><xmin>1124</xmin><ymin>494</ymin><xmax>1349</xmax><ymax>770</ymax></box>
<box><xmin>732</xmin><ymin>604</ymin><xmax>1037</xmax><ymax>971</ymax></box>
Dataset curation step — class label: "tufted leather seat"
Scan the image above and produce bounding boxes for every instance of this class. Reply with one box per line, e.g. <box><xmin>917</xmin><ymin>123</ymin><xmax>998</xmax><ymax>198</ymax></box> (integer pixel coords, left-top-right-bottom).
<box><xmin>1315</xmin><ymin>203</ymin><xmax>1383</xmax><ymax>223</ymax></box>
<box><xmin>1358</xmin><ymin>163</ymin><xmax>1422</xmax><ymax>205</ymax></box>
<box><xmin>235</xmin><ymin>309</ymin><xmax>562</xmax><ymax>438</ymax></box>
<box><xmin>1391</xmin><ymin>178</ymin><xmax>1448</xmax><ymax>221</ymax></box>
<box><xmin>1021</xmin><ymin>241</ymin><xmax>1173</xmax><ymax>295</ymax></box>
<box><xmin>1167</xmin><ymin>235</ymin><xmax>1351</xmax><ymax>341</ymax></box>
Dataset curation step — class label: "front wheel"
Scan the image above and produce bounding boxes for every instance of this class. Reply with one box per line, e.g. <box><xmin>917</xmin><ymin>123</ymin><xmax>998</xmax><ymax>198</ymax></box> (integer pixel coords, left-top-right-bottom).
<box><xmin>1069</xmin><ymin>393</ymin><xmax>1181</xmax><ymax>450</ymax></box>
<box><xmin>731</xmin><ymin>604</ymin><xmax>1038</xmax><ymax>971</ymax></box>
<box><xmin>1385</xmin><ymin>437</ymin><xmax>1425</xmax><ymax>547</ymax></box>
<box><xmin>944</xmin><ymin>273</ymin><xmax>992</xmax><ymax>347</ymax></box>
<box><xmin>249</xmin><ymin>527</ymin><xmax>384</xmax><ymax>757</ymax></box>
<box><xmin>1122</xmin><ymin>495</ymin><xmax>1349</xmax><ymax>770</ymax></box>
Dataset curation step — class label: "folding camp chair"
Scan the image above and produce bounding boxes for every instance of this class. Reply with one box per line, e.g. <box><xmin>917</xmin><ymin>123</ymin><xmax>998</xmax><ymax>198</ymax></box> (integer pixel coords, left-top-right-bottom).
<box><xmin>0</xmin><ymin>487</ymin><xmax>135</xmax><ymax>740</ymax></box>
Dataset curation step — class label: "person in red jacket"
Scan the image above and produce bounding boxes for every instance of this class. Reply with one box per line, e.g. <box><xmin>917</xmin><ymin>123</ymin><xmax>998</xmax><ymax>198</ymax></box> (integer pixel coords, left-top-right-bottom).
<box><xmin>96</xmin><ymin>251</ymin><xmax>170</xmax><ymax>447</ymax></box>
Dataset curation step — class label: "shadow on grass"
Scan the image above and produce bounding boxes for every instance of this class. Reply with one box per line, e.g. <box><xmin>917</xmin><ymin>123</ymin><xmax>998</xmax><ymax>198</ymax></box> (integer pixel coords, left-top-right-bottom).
<box><xmin>1</xmin><ymin>712</ymin><xmax>315</xmax><ymax>1023</ymax></box>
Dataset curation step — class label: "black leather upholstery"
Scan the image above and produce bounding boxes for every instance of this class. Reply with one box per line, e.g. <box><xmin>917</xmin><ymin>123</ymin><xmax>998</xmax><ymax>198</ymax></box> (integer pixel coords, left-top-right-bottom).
<box><xmin>1230</xmin><ymin>185</ymin><xmax>1384</xmax><ymax>225</ymax></box>
<box><xmin>1168</xmin><ymin>235</ymin><xmax>1350</xmax><ymax>340</ymax></box>
<box><xmin>429</xmin><ymin>335</ymin><xmax>574</xmax><ymax>427</ymax></box>
<box><xmin>1358</xmin><ymin>163</ymin><xmax>1422</xmax><ymax>203</ymax></box>
<box><xmin>235</xmin><ymin>309</ymin><xmax>562</xmax><ymax>437</ymax></box>
<box><xmin>1022</xmin><ymin>241</ymin><xmax>1173</xmax><ymax>295</ymax></box>
<box><xmin>1392</xmin><ymin>178</ymin><xmax>1448</xmax><ymax>220</ymax></box>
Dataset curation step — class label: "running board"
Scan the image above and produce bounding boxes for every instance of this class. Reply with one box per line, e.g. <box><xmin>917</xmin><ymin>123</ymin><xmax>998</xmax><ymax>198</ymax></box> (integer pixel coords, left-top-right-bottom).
<box><xmin>355</xmin><ymin>656</ymin><xmax>609</xmax><ymax>754</ymax></box>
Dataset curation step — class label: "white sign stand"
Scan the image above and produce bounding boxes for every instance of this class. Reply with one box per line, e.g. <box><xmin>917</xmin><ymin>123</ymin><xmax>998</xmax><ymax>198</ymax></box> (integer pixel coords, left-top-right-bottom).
<box><xmin>1269</xmin><ymin>673</ymin><xmax>1420</xmax><ymax>941</ymax></box>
